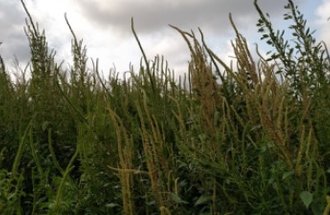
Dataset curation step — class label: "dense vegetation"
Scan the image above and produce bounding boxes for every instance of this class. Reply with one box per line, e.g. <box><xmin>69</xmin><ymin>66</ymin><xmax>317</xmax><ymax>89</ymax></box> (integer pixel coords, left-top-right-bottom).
<box><xmin>0</xmin><ymin>0</ymin><xmax>329</xmax><ymax>214</ymax></box>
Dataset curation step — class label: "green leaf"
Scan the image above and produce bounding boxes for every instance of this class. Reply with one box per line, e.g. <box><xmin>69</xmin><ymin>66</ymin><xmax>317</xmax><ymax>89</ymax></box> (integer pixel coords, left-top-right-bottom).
<box><xmin>194</xmin><ymin>195</ymin><xmax>211</xmax><ymax>206</ymax></box>
<box><xmin>105</xmin><ymin>203</ymin><xmax>119</xmax><ymax>208</ymax></box>
<box><xmin>282</xmin><ymin>170</ymin><xmax>294</xmax><ymax>180</ymax></box>
<box><xmin>170</xmin><ymin>193</ymin><xmax>188</xmax><ymax>204</ymax></box>
<box><xmin>266</xmin><ymin>40</ymin><xmax>273</xmax><ymax>45</ymax></box>
<box><xmin>42</xmin><ymin>121</ymin><xmax>50</xmax><ymax>131</ymax></box>
<box><xmin>300</xmin><ymin>191</ymin><xmax>313</xmax><ymax>208</ymax></box>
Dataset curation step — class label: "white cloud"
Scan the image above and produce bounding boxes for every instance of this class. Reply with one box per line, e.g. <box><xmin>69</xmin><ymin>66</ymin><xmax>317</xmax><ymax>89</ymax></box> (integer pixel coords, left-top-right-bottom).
<box><xmin>315</xmin><ymin>0</ymin><xmax>330</xmax><ymax>46</ymax></box>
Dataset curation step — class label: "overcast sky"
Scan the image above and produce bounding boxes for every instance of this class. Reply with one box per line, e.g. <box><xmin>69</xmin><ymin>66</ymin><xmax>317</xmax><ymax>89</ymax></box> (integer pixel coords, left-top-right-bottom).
<box><xmin>0</xmin><ymin>0</ymin><xmax>328</xmax><ymax>76</ymax></box>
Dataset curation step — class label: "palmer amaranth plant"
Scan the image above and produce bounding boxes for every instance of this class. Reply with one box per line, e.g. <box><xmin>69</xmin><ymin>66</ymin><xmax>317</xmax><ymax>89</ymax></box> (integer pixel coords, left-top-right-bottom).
<box><xmin>0</xmin><ymin>0</ymin><xmax>329</xmax><ymax>214</ymax></box>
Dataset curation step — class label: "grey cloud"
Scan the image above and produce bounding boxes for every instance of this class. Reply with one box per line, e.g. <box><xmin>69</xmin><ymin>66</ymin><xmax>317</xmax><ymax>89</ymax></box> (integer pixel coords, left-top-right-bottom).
<box><xmin>78</xmin><ymin>0</ymin><xmax>306</xmax><ymax>35</ymax></box>
<box><xmin>0</xmin><ymin>0</ymin><xmax>309</xmax><ymax>72</ymax></box>
<box><xmin>3</xmin><ymin>31</ymin><xmax>30</xmax><ymax>60</ymax></box>
<box><xmin>0</xmin><ymin>1</ymin><xmax>30</xmax><ymax>63</ymax></box>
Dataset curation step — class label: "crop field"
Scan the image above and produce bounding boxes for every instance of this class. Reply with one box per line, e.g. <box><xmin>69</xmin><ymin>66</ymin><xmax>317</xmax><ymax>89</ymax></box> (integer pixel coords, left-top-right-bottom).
<box><xmin>0</xmin><ymin>0</ymin><xmax>329</xmax><ymax>214</ymax></box>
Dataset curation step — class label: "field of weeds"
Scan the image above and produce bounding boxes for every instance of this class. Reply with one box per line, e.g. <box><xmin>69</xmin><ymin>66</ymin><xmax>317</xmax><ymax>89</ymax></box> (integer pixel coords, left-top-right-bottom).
<box><xmin>0</xmin><ymin>0</ymin><xmax>329</xmax><ymax>214</ymax></box>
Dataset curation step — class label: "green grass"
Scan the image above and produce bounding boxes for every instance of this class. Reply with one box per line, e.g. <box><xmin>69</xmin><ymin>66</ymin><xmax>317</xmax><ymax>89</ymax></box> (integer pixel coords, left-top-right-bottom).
<box><xmin>0</xmin><ymin>0</ymin><xmax>329</xmax><ymax>214</ymax></box>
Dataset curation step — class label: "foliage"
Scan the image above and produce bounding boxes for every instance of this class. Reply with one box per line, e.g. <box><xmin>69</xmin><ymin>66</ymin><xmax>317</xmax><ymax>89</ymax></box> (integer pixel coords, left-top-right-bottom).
<box><xmin>0</xmin><ymin>0</ymin><xmax>329</xmax><ymax>214</ymax></box>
